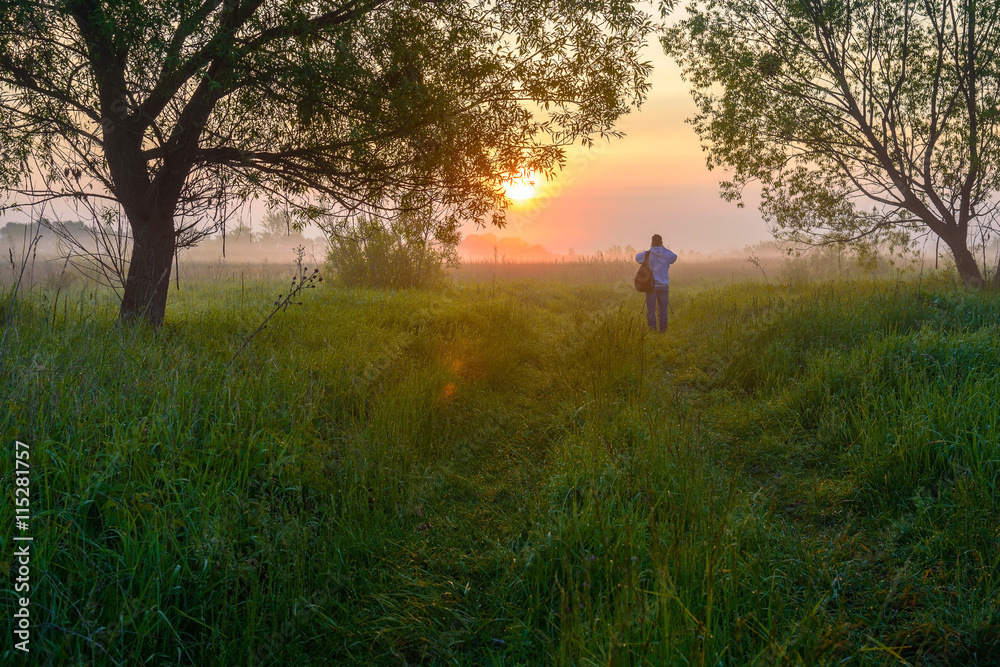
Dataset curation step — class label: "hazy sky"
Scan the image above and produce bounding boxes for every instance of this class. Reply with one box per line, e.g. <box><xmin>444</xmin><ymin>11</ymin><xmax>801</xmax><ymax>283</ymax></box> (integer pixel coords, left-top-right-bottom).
<box><xmin>469</xmin><ymin>26</ymin><xmax>773</xmax><ymax>256</ymax></box>
<box><xmin>3</xmin><ymin>8</ymin><xmax>776</xmax><ymax>259</ymax></box>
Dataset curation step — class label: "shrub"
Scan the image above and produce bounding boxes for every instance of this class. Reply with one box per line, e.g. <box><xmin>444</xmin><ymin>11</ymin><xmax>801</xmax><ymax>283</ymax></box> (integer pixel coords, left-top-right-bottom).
<box><xmin>324</xmin><ymin>210</ymin><xmax>459</xmax><ymax>288</ymax></box>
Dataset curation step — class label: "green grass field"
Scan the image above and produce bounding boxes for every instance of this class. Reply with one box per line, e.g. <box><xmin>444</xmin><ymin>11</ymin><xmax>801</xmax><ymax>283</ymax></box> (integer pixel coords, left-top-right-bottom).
<box><xmin>2</xmin><ymin>266</ymin><xmax>999</xmax><ymax>665</ymax></box>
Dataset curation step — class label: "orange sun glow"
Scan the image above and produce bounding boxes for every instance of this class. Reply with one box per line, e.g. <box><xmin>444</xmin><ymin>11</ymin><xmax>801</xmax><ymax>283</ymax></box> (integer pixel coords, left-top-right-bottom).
<box><xmin>502</xmin><ymin>172</ymin><xmax>537</xmax><ymax>201</ymax></box>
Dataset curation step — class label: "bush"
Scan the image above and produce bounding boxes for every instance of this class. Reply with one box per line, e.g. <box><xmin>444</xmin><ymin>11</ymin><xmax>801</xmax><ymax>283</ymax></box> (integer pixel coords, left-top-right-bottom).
<box><xmin>324</xmin><ymin>210</ymin><xmax>459</xmax><ymax>288</ymax></box>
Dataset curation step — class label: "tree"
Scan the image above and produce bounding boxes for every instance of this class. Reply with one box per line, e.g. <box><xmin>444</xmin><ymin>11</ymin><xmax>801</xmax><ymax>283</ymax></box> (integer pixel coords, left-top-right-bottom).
<box><xmin>0</xmin><ymin>0</ymin><xmax>657</xmax><ymax>324</ymax></box>
<box><xmin>227</xmin><ymin>217</ymin><xmax>254</xmax><ymax>244</ymax></box>
<box><xmin>256</xmin><ymin>210</ymin><xmax>303</xmax><ymax>242</ymax></box>
<box><xmin>663</xmin><ymin>0</ymin><xmax>1000</xmax><ymax>287</ymax></box>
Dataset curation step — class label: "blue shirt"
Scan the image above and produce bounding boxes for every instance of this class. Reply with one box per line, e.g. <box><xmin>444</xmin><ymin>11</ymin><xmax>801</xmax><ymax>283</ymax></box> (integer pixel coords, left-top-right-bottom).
<box><xmin>635</xmin><ymin>246</ymin><xmax>678</xmax><ymax>287</ymax></box>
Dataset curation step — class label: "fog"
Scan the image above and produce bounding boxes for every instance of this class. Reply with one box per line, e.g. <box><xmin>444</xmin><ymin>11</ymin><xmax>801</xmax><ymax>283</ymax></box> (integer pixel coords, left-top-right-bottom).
<box><xmin>4</xmin><ymin>215</ymin><xmax>986</xmax><ymax>293</ymax></box>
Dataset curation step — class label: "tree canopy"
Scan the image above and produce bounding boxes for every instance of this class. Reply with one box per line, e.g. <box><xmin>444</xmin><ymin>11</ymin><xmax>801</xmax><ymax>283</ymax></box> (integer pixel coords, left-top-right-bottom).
<box><xmin>664</xmin><ymin>0</ymin><xmax>1000</xmax><ymax>286</ymax></box>
<box><xmin>0</xmin><ymin>0</ymin><xmax>656</xmax><ymax>323</ymax></box>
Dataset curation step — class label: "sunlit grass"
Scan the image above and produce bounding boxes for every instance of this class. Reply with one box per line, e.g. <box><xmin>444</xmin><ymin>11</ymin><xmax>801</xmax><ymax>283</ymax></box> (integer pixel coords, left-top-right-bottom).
<box><xmin>1</xmin><ymin>269</ymin><xmax>998</xmax><ymax>664</ymax></box>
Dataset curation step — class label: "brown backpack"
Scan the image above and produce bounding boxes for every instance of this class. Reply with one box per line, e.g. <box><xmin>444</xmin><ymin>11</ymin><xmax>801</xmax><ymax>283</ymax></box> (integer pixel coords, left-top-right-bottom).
<box><xmin>634</xmin><ymin>251</ymin><xmax>654</xmax><ymax>292</ymax></box>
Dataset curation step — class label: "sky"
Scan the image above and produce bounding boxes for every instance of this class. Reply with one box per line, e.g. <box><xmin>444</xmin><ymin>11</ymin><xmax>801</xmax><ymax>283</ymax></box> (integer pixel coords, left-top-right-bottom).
<box><xmin>2</xmin><ymin>7</ymin><xmax>776</xmax><ymax>260</ymax></box>
<box><xmin>462</xmin><ymin>23</ymin><xmax>773</xmax><ymax>258</ymax></box>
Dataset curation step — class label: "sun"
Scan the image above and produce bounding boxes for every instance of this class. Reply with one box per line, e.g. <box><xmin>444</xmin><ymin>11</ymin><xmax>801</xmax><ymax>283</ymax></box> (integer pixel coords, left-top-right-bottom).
<box><xmin>502</xmin><ymin>172</ymin><xmax>537</xmax><ymax>201</ymax></box>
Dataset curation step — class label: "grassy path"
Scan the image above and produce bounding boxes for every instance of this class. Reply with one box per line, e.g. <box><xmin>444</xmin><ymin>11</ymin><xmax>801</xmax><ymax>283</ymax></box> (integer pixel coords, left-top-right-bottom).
<box><xmin>663</xmin><ymin>281</ymin><xmax>1000</xmax><ymax>665</ymax></box>
<box><xmin>348</xmin><ymin>395</ymin><xmax>554</xmax><ymax>663</ymax></box>
<box><xmin>2</xmin><ymin>277</ymin><xmax>999</xmax><ymax>664</ymax></box>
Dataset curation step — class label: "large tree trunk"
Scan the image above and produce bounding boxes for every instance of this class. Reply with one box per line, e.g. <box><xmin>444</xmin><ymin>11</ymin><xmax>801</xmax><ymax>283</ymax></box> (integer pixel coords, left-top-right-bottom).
<box><xmin>119</xmin><ymin>213</ymin><xmax>175</xmax><ymax>326</ymax></box>
<box><xmin>941</xmin><ymin>230</ymin><xmax>985</xmax><ymax>288</ymax></box>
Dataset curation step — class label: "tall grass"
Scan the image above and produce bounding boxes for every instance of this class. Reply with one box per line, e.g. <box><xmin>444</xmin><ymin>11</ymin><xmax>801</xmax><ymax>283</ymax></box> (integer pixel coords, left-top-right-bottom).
<box><xmin>2</xmin><ymin>269</ymin><xmax>998</xmax><ymax>664</ymax></box>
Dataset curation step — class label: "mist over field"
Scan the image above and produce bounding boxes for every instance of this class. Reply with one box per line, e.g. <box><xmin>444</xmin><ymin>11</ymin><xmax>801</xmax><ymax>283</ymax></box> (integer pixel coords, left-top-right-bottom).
<box><xmin>5</xmin><ymin>215</ymin><xmax>975</xmax><ymax>293</ymax></box>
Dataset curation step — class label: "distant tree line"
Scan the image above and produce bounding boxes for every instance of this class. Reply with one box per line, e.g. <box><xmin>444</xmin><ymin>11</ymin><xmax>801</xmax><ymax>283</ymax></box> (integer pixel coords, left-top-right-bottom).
<box><xmin>1</xmin><ymin>219</ymin><xmax>90</xmax><ymax>252</ymax></box>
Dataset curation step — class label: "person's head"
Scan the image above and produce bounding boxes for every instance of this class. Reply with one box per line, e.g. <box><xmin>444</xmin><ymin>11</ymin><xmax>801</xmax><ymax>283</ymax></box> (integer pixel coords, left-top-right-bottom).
<box><xmin>651</xmin><ymin>234</ymin><xmax>663</xmax><ymax>247</ymax></box>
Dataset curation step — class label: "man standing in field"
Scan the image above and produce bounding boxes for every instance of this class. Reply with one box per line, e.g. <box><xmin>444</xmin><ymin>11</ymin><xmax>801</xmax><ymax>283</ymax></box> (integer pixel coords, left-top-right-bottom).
<box><xmin>636</xmin><ymin>234</ymin><xmax>678</xmax><ymax>333</ymax></box>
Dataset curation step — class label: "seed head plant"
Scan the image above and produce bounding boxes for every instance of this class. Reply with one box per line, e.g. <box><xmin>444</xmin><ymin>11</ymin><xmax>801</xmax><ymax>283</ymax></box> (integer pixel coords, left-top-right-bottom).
<box><xmin>227</xmin><ymin>246</ymin><xmax>321</xmax><ymax>369</ymax></box>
